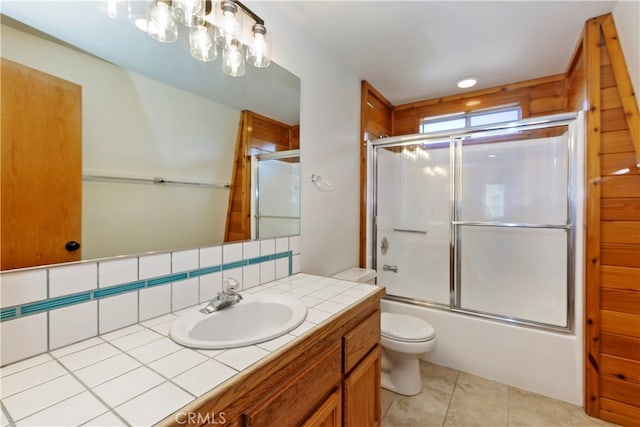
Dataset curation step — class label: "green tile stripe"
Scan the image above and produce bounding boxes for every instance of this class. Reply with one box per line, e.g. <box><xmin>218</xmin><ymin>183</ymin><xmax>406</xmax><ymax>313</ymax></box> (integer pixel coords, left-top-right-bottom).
<box><xmin>147</xmin><ymin>272</ymin><xmax>188</xmax><ymax>287</ymax></box>
<box><xmin>1</xmin><ymin>250</ymin><xmax>294</xmax><ymax>322</ymax></box>
<box><xmin>1</xmin><ymin>308</ymin><xmax>17</xmax><ymax>320</ymax></box>
<box><xmin>21</xmin><ymin>292</ymin><xmax>91</xmax><ymax>316</ymax></box>
<box><xmin>93</xmin><ymin>281</ymin><xmax>145</xmax><ymax>299</ymax></box>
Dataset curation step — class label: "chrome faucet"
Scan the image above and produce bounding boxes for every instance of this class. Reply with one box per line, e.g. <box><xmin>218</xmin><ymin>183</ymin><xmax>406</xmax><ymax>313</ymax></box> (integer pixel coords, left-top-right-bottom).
<box><xmin>200</xmin><ymin>277</ymin><xmax>243</xmax><ymax>314</ymax></box>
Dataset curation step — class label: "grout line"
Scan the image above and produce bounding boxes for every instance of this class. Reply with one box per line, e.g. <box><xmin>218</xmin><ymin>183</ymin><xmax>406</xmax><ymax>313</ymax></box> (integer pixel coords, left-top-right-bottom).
<box><xmin>442</xmin><ymin>368</ymin><xmax>460</xmax><ymax>426</ymax></box>
<box><xmin>1</xmin><ymin>401</ymin><xmax>16</xmax><ymax>427</ymax></box>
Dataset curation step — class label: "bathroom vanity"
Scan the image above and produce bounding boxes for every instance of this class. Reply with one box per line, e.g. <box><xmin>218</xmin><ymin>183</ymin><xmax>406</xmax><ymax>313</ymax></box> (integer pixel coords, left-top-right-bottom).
<box><xmin>0</xmin><ymin>274</ymin><xmax>384</xmax><ymax>426</ymax></box>
<box><xmin>159</xmin><ymin>281</ymin><xmax>384</xmax><ymax>427</ymax></box>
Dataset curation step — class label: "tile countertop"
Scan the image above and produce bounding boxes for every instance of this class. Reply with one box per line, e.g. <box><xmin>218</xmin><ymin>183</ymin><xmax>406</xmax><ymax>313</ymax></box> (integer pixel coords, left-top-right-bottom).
<box><xmin>0</xmin><ymin>274</ymin><xmax>380</xmax><ymax>427</ymax></box>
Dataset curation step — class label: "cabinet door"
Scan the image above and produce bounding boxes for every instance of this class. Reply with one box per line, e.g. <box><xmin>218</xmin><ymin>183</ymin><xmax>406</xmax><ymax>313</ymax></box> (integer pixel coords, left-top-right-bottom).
<box><xmin>301</xmin><ymin>387</ymin><xmax>342</xmax><ymax>427</ymax></box>
<box><xmin>343</xmin><ymin>345</ymin><xmax>381</xmax><ymax>427</ymax></box>
<box><xmin>244</xmin><ymin>343</ymin><xmax>342</xmax><ymax>427</ymax></box>
<box><xmin>1</xmin><ymin>58</ymin><xmax>82</xmax><ymax>270</ymax></box>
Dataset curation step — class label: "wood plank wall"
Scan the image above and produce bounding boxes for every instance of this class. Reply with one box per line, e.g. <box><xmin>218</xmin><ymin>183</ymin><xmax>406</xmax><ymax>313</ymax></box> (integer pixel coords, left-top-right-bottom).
<box><xmin>224</xmin><ymin>111</ymin><xmax>299</xmax><ymax>242</ymax></box>
<box><xmin>359</xmin><ymin>12</ymin><xmax>640</xmax><ymax>425</ymax></box>
<box><xmin>581</xmin><ymin>14</ymin><xmax>640</xmax><ymax>427</ymax></box>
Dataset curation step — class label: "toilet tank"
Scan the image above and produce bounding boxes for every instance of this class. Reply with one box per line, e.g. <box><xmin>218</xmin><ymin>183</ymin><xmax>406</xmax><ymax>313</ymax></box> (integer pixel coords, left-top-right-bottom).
<box><xmin>333</xmin><ymin>268</ymin><xmax>377</xmax><ymax>284</ymax></box>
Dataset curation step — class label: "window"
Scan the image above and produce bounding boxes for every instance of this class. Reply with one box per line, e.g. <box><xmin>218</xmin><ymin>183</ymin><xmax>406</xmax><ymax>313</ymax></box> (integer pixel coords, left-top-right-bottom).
<box><xmin>420</xmin><ymin>105</ymin><xmax>521</xmax><ymax>134</ymax></box>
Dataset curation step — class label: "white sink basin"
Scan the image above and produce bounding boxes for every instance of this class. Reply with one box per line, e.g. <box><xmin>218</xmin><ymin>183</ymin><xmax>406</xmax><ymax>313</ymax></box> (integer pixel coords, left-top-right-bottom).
<box><xmin>169</xmin><ymin>294</ymin><xmax>307</xmax><ymax>349</ymax></box>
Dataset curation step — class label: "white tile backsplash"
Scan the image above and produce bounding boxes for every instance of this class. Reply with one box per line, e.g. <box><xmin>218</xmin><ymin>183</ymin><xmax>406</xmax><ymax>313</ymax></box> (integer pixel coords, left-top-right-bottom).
<box><xmin>139</xmin><ymin>253</ymin><xmax>171</xmax><ymax>280</ymax></box>
<box><xmin>49</xmin><ymin>301</ymin><xmax>98</xmax><ymax>350</ymax></box>
<box><xmin>199</xmin><ymin>272</ymin><xmax>221</xmax><ymax>303</ymax></box>
<box><xmin>289</xmin><ymin>236</ymin><xmax>301</xmax><ymax>254</ymax></box>
<box><xmin>292</xmin><ymin>254</ymin><xmax>301</xmax><ymax>274</ymax></box>
<box><xmin>222</xmin><ymin>243</ymin><xmax>243</xmax><ymax>263</ymax></box>
<box><xmin>260</xmin><ymin>261</ymin><xmax>276</xmax><ymax>284</ymax></box>
<box><xmin>0</xmin><ymin>270</ymin><xmax>47</xmax><ymax>308</ymax></box>
<box><xmin>199</xmin><ymin>246</ymin><xmax>222</xmax><ymax>268</ymax></box>
<box><xmin>0</xmin><ymin>313</ymin><xmax>47</xmax><ymax>366</ymax></box>
<box><xmin>139</xmin><ymin>284</ymin><xmax>171</xmax><ymax>322</ymax></box>
<box><xmin>242</xmin><ymin>241</ymin><xmax>260</xmax><ymax>259</ymax></box>
<box><xmin>171</xmin><ymin>249</ymin><xmax>199</xmax><ymax>273</ymax></box>
<box><xmin>0</xmin><ymin>236</ymin><xmax>300</xmax><ymax>371</ymax></box>
<box><xmin>275</xmin><ymin>258</ymin><xmax>289</xmax><ymax>279</ymax></box>
<box><xmin>260</xmin><ymin>239</ymin><xmax>275</xmax><ymax>256</ymax></box>
<box><xmin>275</xmin><ymin>237</ymin><xmax>288</xmax><ymax>253</ymax></box>
<box><xmin>98</xmin><ymin>293</ymin><xmax>138</xmax><ymax>334</ymax></box>
<box><xmin>49</xmin><ymin>263</ymin><xmax>97</xmax><ymax>298</ymax></box>
<box><xmin>171</xmin><ymin>278</ymin><xmax>199</xmax><ymax>312</ymax></box>
<box><xmin>242</xmin><ymin>264</ymin><xmax>260</xmax><ymax>289</ymax></box>
<box><xmin>98</xmin><ymin>258</ymin><xmax>138</xmax><ymax>288</ymax></box>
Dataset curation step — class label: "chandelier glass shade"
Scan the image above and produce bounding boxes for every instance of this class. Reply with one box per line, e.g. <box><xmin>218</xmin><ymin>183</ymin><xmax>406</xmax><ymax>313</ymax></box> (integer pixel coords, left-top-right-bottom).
<box><xmin>100</xmin><ymin>0</ymin><xmax>271</xmax><ymax>76</ymax></box>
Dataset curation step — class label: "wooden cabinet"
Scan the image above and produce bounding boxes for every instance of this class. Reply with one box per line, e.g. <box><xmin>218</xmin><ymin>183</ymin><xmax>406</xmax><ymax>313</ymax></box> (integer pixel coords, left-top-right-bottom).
<box><xmin>160</xmin><ymin>288</ymin><xmax>385</xmax><ymax>427</ymax></box>
<box><xmin>244</xmin><ymin>343</ymin><xmax>342</xmax><ymax>427</ymax></box>
<box><xmin>302</xmin><ymin>388</ymin><xmax>342</xmax><ymax>427</ymax></box>
<box><xmin>343</xmin><ymin>346</ymin><xmax>382</xmax><ymax>427</ymax></box>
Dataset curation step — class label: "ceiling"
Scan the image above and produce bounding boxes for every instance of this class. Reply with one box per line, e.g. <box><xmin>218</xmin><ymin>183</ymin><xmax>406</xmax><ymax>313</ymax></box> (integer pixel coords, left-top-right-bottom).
<box><xmin>273</xmin><ymin>1</ymin><xmax>617</xmax><ymax>106</ymax></box>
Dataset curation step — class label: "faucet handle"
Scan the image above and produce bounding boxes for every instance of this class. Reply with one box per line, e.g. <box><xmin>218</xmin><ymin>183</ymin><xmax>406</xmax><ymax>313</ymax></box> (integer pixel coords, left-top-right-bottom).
<box><xmin>223</xmin><ymin>277</ymin><xmax>240</xmax><ymax>294</ymax></box>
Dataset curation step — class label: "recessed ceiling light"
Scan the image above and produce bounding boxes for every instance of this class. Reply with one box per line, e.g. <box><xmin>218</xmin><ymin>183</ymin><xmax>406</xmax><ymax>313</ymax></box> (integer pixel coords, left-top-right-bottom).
<box><xmin>457</xmin><ymin>77</ymin><xmax>478</xmax><ymax>89</ymax></box>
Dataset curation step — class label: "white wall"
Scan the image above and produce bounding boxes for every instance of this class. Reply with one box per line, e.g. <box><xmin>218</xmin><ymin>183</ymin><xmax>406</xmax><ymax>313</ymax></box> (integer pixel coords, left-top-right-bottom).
<box><xmin>249</xmin><ymin>2</ymin><xmax>362</xmax><ymax>276</ymax></box>
<box><xmin>613</xmin><ymin>1</ymin><xmax>640</xmax><ymax>110</ymax></box>
<box><xmin>2</xmin><ymin>24</ymin><xmax>238</xmax><ymax>259</ymax></box>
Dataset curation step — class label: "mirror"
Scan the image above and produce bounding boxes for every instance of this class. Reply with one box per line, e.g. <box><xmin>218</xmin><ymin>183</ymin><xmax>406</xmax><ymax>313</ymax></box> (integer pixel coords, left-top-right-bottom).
<box><xmin>1</xmin><ymin>1</ymin><xmax>300</xmax><ymax>269</ymax></box>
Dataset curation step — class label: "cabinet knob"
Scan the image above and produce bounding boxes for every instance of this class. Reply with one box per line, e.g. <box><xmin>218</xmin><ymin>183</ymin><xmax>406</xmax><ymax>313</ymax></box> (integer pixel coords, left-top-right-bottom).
<box><xmin>65</xmin><ymin>241</ymin><xmax>81</xmax><ymax>252</ymax></box>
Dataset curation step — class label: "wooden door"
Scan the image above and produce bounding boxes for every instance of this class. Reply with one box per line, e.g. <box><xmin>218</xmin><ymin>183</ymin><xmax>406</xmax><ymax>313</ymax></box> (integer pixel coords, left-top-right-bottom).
<box><xmin>343</xmin><ymin>345</ymin><xmax>382</xmax><ymax>427</ymax></box>
<box><xmin>1</xmin><ymin>58</ymin><xmax>82</xmax><ymax>270</ymax></box>
<box><xmin>302</xmin><ymin>388</ymin><xmax>342</xmax><ymax>427</ymax></box>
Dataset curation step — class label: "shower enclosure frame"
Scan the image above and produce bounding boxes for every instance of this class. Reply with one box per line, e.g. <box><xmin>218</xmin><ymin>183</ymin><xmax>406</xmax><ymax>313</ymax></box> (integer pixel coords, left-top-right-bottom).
<box><xmin>251</xmin><ymin>149</ymin><xmax>300</xmax><ymax>240</ymax></box>
<box><xmin>367</xmin><ymin>112</ymin><xmax>581</xmax><ymax>334</ymax></box>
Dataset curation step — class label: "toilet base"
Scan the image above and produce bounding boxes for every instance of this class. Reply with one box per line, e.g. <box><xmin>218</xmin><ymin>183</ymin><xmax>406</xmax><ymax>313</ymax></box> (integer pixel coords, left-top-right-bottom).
<box><xmin>380</xmin><ymin>347</ymin><xmax>423</xmax><ymax>396</ymax></box>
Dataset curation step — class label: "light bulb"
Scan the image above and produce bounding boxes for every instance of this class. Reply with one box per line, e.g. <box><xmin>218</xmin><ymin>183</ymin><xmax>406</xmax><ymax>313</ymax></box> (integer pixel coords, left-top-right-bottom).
<box><xmin>100</xmin><ymin>0</ymin><xmax>131</xmax><ymax>19</ymax></box>
<box><xmin>148</xmin><ymin>1</ymin><xmax>177</xmax><ymax>43</ymax></box>
<box><xmin>174</xmin><ymin>0</ymin><xmax>203</xmax><ymax>27</ymax></box>
<box><xmin>247</xmin><ymin>24</ymin><xmax>271</xmax><ymax>68</ymax></box>
<box><xmin>223</xmin><ymin>41</ymin><xmax>246</xmax><ymax>77</ymax></box>
<box><xmin>214</xmin><ymin>1</ymin><xmax>240</xmax><ymax>48</ymax></box>
<box><xmin>190</xmin><ymin>25</ymin><xmax>217</xmax><ymax>62</ymax></box>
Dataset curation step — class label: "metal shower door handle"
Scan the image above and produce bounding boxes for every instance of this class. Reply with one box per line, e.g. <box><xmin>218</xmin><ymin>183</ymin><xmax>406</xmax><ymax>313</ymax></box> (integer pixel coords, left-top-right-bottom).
<box><xmin>383</xmin><ymin>264</ymin><xmax>398</xmax><ymax>273</ymax></box>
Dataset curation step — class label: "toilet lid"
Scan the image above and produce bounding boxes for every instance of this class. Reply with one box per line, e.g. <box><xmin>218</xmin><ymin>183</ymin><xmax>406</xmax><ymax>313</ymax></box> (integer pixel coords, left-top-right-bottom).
<box><xmin>381</xmin><ymin>312</ymin><xmax>435</xmax><ymax>342</ymax></box>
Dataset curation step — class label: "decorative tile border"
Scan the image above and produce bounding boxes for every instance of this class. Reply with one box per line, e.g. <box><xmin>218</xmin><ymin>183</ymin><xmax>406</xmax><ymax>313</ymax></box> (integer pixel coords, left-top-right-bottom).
<box><xmin>1</xmin><ymin>251</ymin><xmax>293</xmax><ymax>322</ymax></box>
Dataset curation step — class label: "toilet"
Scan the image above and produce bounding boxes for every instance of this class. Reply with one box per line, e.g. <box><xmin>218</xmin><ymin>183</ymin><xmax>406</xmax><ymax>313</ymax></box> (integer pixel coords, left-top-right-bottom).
<box><xmin>332</xmin><ymin>268</ymin><xmax>436</xmax><ymax>396</ymax></box>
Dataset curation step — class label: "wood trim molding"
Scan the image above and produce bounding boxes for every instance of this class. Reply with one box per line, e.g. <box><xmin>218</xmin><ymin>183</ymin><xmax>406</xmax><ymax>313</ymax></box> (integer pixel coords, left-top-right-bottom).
<box><xmin>601</xmin><ymin>14</ymin><xmax>640</xmax><ymax>164</ymax></box>
<box><xmin>584</xmin><ymin>16</ymin><xmax>604</xmax><ymax>417</ymax></box>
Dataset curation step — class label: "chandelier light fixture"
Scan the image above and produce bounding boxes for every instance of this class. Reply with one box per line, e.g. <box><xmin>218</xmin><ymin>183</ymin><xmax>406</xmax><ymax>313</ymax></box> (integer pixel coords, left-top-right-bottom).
<box><xmin>100</xmin><ymin>0</ymin><xmax>271</xmax><ymax>77</ymax></box>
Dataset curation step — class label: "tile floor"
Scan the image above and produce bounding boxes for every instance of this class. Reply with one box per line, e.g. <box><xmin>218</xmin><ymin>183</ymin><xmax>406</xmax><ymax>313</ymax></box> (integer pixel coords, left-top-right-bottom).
<box><xmin>381</xmin><ymin>361</ymin><xmax>617</xmax><ymax>427</ymax></box>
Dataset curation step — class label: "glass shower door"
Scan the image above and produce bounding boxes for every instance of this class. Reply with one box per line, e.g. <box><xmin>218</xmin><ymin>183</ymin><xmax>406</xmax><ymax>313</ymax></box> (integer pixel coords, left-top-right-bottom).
<box><xmin>454</xmin><ymin>126</ymin><xmax>572</xmax><ymax>326</ymax></box>
<box><xmin>253</xmin><ymin>150</ymin><xmax>300</xmax><ymax>239</ymax></box>
<box><xmin>375</xmin><ymin>140</ymin><xmax>450</xmax><ymax>305</ymax></box>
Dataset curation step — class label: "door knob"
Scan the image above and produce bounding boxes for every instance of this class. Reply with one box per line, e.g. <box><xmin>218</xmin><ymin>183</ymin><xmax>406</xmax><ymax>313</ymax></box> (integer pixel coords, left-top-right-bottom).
<box><xmin>65</xmin><ymin>241</ymin><xmax>80</xmax><ymax>252</ymax></box>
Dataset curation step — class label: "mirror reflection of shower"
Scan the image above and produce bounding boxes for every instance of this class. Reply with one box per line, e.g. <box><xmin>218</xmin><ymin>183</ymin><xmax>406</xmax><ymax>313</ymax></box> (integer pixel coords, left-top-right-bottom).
<box><xmin>251</xmin><ymin>150</ymin><xmax>300</xmax><ymax>239</ymax></box>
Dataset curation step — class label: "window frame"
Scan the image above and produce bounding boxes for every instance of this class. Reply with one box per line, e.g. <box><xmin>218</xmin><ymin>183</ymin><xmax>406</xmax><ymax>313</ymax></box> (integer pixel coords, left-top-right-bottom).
<box><xmin>419</xmin><ymin>104</ymin><xmax>522</xmax><ymax>134</ymax></box>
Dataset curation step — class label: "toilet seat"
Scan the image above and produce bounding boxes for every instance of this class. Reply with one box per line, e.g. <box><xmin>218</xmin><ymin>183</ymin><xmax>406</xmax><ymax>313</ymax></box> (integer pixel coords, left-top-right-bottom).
<box><xmin>381</xmin><ymin>312</ymin><xmax>435</xmax><ymax>342</ymax></box>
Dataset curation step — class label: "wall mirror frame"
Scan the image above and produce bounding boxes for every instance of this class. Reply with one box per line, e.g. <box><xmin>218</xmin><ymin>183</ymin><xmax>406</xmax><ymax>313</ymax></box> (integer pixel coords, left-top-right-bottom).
<box><xmin>0</xmin><ymin>1</ymin><xmax>301</xmax><ymax>271</ymax></box>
